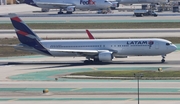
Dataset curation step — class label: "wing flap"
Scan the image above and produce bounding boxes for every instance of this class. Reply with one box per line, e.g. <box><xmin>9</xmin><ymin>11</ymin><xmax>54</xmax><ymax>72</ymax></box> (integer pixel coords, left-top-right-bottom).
<box><xmin>49</xmin><ymin>49</ymin><xmax>99</xmax><ymax>53</ymax></box>
<box><xmin>49</xmin><ymin>49</ymin><xmax>115</xmax><ymax>56</ymax></box>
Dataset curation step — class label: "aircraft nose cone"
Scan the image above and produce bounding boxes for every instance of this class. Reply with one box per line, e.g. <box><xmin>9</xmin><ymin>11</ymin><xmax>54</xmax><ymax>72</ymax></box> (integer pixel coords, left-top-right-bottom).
<box><xmin>171</xmin><ymin>44</ymin><xmax>177</xmax><ymax>52</ymax></box>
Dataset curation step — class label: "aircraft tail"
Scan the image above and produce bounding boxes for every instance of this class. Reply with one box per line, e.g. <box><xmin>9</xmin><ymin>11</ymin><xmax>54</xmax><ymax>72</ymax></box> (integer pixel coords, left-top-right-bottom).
<box><xmin>17</xmin><ymin>0</ymin><xmax>38</xmax><ymax>6</ymax></box>
<box><xmin>9</xmin><ymin>13</ymin><xmax>51</xmax><ymax>56</ymax></box>
<box><xmin>86</xmin><ymin>30</ymin><xmax>95</xmax><ymax>39</ymax></box>
<box><xmin>9</xmin><ymin>13</ymin><xmax>41</xmax><ymax>44</ymax></box>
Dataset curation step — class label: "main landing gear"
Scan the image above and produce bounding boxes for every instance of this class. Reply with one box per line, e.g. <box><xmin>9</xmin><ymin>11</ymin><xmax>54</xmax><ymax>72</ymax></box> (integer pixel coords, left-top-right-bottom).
<box><xmin>161</xmin><ymin>55</ymin><xmax>166</xmax><ymax>63</ymax></box>
<box><xmin>58</xmin><ymin>9</ymin><xmax>73</xmax><ymax>14</ymax></box>
<box><xmin>58</xmin><ymin>9</ymin><xmax>63</xmax><ymax>14</ymax></box>
<box><xmin>83</xmin><ymin>58</ymin><xmax>101</xmax><ymax>64</ymax></box>
<box><xmin>84</xmin><ymin>60</ymin><xmax>93</xmax><ymax>64</ymax></box>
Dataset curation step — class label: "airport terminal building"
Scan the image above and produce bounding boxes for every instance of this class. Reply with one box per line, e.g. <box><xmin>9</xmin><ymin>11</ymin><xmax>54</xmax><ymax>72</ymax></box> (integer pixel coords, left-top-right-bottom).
<box><xmin>0</xmin><ymin>0</ymin><xmax>16</xmax><ymax>5</ymax></box>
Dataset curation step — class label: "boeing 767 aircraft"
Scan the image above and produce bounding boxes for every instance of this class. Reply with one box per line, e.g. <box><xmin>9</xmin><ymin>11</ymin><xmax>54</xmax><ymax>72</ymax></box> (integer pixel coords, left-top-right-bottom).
<box><xmin>9</xmin><ymin>13</ymin><xmax>177</xmax><ymax>64</ymax></box>
<box><xmin>116</xmin><ymin>0</ymin><xmax>169</xmax><ymax>4</ymax></box>
<box><xmin>17</xmin><ymin>0</ymin><xmax>113</xmax><ymax>14</ymax></box>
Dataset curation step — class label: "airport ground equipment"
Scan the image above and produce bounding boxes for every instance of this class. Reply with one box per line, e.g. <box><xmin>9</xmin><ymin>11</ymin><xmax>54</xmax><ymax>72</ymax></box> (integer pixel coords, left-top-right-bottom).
<box><xmin>172</xmin><ymin>2</ymin><xmax>180</xmax><ymax>12</ymax></box>
<box><xmin>133</xmin><ymin>9</ymin><xmax>157</xmax><ymax>17</ymax></box>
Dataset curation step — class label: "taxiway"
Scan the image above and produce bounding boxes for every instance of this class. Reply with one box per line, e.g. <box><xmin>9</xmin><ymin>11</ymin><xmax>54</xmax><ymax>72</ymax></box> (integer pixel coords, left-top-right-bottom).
<box><xmin>0</xmin><ymin>3</ymin><xmax>180</xmax><ymax>104</ymax></box>
<box><xmin>0</xmin><ymin>51</ymin><xmax>179</xmax><ymax>103</ymax></box>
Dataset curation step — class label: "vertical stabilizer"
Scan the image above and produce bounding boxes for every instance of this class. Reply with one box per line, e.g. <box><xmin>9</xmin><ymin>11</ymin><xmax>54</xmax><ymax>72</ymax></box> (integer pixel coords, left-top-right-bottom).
<box><xmin>9</xmin><ymin>13</ymin><xmax>51</xmax><ymax>56</ymax></box>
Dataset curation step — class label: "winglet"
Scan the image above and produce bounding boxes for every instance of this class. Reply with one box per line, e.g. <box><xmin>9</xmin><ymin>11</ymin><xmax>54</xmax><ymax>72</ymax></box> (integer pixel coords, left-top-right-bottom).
<box><xmin>86</xmin><ymin>30</ymin><xmax>95</xmax><ymax>39</ymax></box>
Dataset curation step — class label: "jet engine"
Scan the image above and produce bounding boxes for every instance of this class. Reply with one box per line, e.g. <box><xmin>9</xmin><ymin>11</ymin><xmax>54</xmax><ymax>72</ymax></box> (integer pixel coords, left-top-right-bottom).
<box><xmin>98</xmin><ymin>52</ymin><xmax>113</xmax><ymax>61</ymax></box>
<box><xmin>66</xmin><ymin>6</ymin><xmax>76</xmax><ymax>14</ymax></box>
<box><xmin>110</xmin><ymin>1</ymin><xmax>119</xmax><ymax>10</ymax></box>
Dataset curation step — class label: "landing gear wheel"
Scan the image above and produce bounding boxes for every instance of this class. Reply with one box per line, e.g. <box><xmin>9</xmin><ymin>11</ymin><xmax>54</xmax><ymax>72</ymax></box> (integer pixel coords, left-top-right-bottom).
<box><xmin>161</xmin><ymin>55</ymin><xmax>166</xmax><ymax>63</ymax></box>
<box><xmin>58</xmin><ymin>9</ymin><xmax>63</xmax><ymax>14</ymax></box>
<box><xmin>93</xmin><ymin>58</ymin><xmax>102</xmax><ymax>63</ymax></box>
<box><xmin>161</xmin><ymin>59</ymin><xmax>165</xmax><ymax>63</ymax></box>
<box><xmin>66</xmin><ymin>11</ymin><xmax>72</xmax><ymax>14</ymax></box>
<box><xmin>58</xmin><ymin>12</ymin><xmax>63</xmax><ymax>14</ymax></box>
<box><xmin>84</xmin><ymin>60</ymin><xmax>93</xmax><ymax>64</ymax></box>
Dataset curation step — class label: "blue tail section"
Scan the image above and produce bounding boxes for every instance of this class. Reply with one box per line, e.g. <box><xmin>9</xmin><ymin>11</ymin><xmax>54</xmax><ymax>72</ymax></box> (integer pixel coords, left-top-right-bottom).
<box><xmin>9</xmin><ymin>13</ymin><xmax>41</xmax><ymax>44</ymax></box>
<box><xmin>9</xmin><ymin>13</ymin><xmax>51</xmax><ymax>56</ymax></box>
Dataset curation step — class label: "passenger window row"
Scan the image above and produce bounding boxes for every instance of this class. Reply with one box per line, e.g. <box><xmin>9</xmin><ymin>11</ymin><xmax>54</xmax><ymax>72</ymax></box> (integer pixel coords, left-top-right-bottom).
<box><xmin>50</xmin><ymin>45</ymin><xmax>105</xmax><ymax>48</ymax></box>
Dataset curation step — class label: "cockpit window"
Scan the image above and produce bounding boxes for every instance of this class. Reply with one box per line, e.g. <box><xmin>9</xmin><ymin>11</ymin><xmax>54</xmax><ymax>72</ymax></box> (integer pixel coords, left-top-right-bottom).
<box><xmin>105</xmin><ymin>0</ymin><xmax>108</xmax><ymax>2</ymax></box>
<box><xmin>166</xmin><ymin>43</ymin><xmax>170</xmax><ymax>46</ymax></box>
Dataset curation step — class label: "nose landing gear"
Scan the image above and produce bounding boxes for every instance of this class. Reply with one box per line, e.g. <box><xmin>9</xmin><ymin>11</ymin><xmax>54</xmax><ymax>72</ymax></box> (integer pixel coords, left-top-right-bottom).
<box><xmin>161</xmin><ymin>55</ymin><xmax>166</xmax><ymax>63</ymax></box>
<box><xmin>58</xmin><ymin>9</ymin><xmax>63</xmax><ymax>14</ymax></box>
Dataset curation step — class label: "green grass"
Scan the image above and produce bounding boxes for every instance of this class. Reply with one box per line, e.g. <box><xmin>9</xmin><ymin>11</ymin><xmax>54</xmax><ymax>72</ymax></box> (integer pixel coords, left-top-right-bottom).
<box><xmin>70</xmin><ymin>70</ymin><xmax>180</xmax><ymax>77</ymax></box>
<box><xmin>0</xmin><ymin>46</ymin><xmax>35</xmax><ymax>57</ymax></box>
<box><xmin>1</xmin><ymin>22</ymin><xmax>180</xmax><ymax>29</ymax></box>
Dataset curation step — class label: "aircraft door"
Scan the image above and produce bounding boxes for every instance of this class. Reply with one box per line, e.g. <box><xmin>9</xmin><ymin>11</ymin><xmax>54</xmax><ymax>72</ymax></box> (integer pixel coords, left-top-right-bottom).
<box><xmin>155</xmin><ymin>42</ymin><xmax>159</xmax><ymax>49</ymax></box>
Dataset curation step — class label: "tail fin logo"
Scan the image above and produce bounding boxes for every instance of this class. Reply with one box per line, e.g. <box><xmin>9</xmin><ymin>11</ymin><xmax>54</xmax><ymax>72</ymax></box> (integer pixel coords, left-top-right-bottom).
<box><xmin>9</xmin><ymin>13</ymin><xmax>51</xmax><ymax>56</ymax></box>
<box><xmin>9</xmin><ymin>13</ymin><xmax>41</xmax><ymax>41</ymax></box>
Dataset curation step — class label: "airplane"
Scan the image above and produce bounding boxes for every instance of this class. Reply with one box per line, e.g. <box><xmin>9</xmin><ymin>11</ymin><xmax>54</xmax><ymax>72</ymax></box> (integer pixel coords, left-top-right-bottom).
<box><xmin>115</xmin><ymin>0</ymin><xmax>169</xmax><ymax>4</ymax></box>
<box><xmin>17</xmin><ymin>0</ymin><xmax>114</xmax><ymax>14</ymax></box>
<box><xmin>108</xmin><ymin>0</ymin><xmax>169</xmax><ymax>10</ymax></box>
<box><xmin>9</xmin><ymin>13</ymin><xmax>177</xmax><ymax>64</ymax></box>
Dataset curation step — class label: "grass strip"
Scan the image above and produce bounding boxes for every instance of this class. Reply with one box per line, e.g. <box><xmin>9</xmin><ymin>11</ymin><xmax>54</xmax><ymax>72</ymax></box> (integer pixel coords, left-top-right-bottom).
<box><xmin>1</xmin><ymin>22</ymin><xmax>180</xmax><ymax>29</ymax></box>
<box><xmin>70</xmin><ymin>70</ymin><xmax>180</xmax><ymax>77</ymax></box>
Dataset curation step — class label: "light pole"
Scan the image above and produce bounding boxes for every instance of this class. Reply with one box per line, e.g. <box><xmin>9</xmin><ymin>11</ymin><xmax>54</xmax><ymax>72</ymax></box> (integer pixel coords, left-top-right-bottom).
<box><xmin>134</xmin><ymin>73</ymin><xmax>143</xmax><ymax>104</ymax></box>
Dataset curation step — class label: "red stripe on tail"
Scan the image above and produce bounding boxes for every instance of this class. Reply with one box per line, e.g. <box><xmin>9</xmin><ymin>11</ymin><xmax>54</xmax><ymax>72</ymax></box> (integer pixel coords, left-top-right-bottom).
<box><xmin>17</xmin><ymin>30</ymin><xmax>28</xmax><ymax>36</ymax></box>
<box><xmin>11</xmin><ymin>17</ymin><xmax>21</xmax><ymax>22</ymax></box>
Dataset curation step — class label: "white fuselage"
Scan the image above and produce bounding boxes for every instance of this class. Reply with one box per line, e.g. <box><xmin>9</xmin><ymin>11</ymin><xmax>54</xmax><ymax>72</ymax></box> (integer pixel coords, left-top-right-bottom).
<box><xmin>116</xmin><ymin>0</ymin><xmax>168</xmax><ymax>4</ymax></box>
<box><xmin>17</xmin><ymin>38</ymin><xmax>176</xmax><ymax>57</ymax></box>
<box><xmin>33</xmin><ymin>0</ymin><xmax>112</xmax><ymax>10</ymax></box>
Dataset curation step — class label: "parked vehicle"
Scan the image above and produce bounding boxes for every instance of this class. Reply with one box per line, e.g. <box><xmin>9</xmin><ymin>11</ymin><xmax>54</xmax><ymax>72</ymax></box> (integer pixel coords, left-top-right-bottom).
<box><xmin>133</xmin><ymin>9</ymin><xmax>158</xmax><ymax>17</ymax></box>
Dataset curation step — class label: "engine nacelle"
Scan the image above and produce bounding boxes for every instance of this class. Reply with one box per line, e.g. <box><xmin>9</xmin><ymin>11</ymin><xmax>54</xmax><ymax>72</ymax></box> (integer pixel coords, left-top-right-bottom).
<box><xmin>98</xmin><ymin>52</ymin><xmax>113</xmax><ymax>62</ymax></box>
<box><xmin>66</xmin><ymin>6</ymin><xmax>75</xmax><ymax>12</ymax></box>
<box><xmin>41</xmin><ymin>8</ymin><xmax>49</xmax><ymax>12</ymax></box>
<box><xmin>110</xmin><ymin>1</ymin><xmax>119</xmax><ymax>10</ymax></box>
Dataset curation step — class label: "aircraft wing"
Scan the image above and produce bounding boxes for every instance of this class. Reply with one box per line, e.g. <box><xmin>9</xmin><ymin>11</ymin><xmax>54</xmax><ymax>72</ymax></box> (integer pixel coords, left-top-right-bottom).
<box><xmin>49</xmin><ymin>49</ymin><xmax>113</xmax><ymax>56</ymax></box>
<box><xmin>36</xmin><ymin>2</ymin><xmax>74</xmax><ymax>7</ymax></box>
